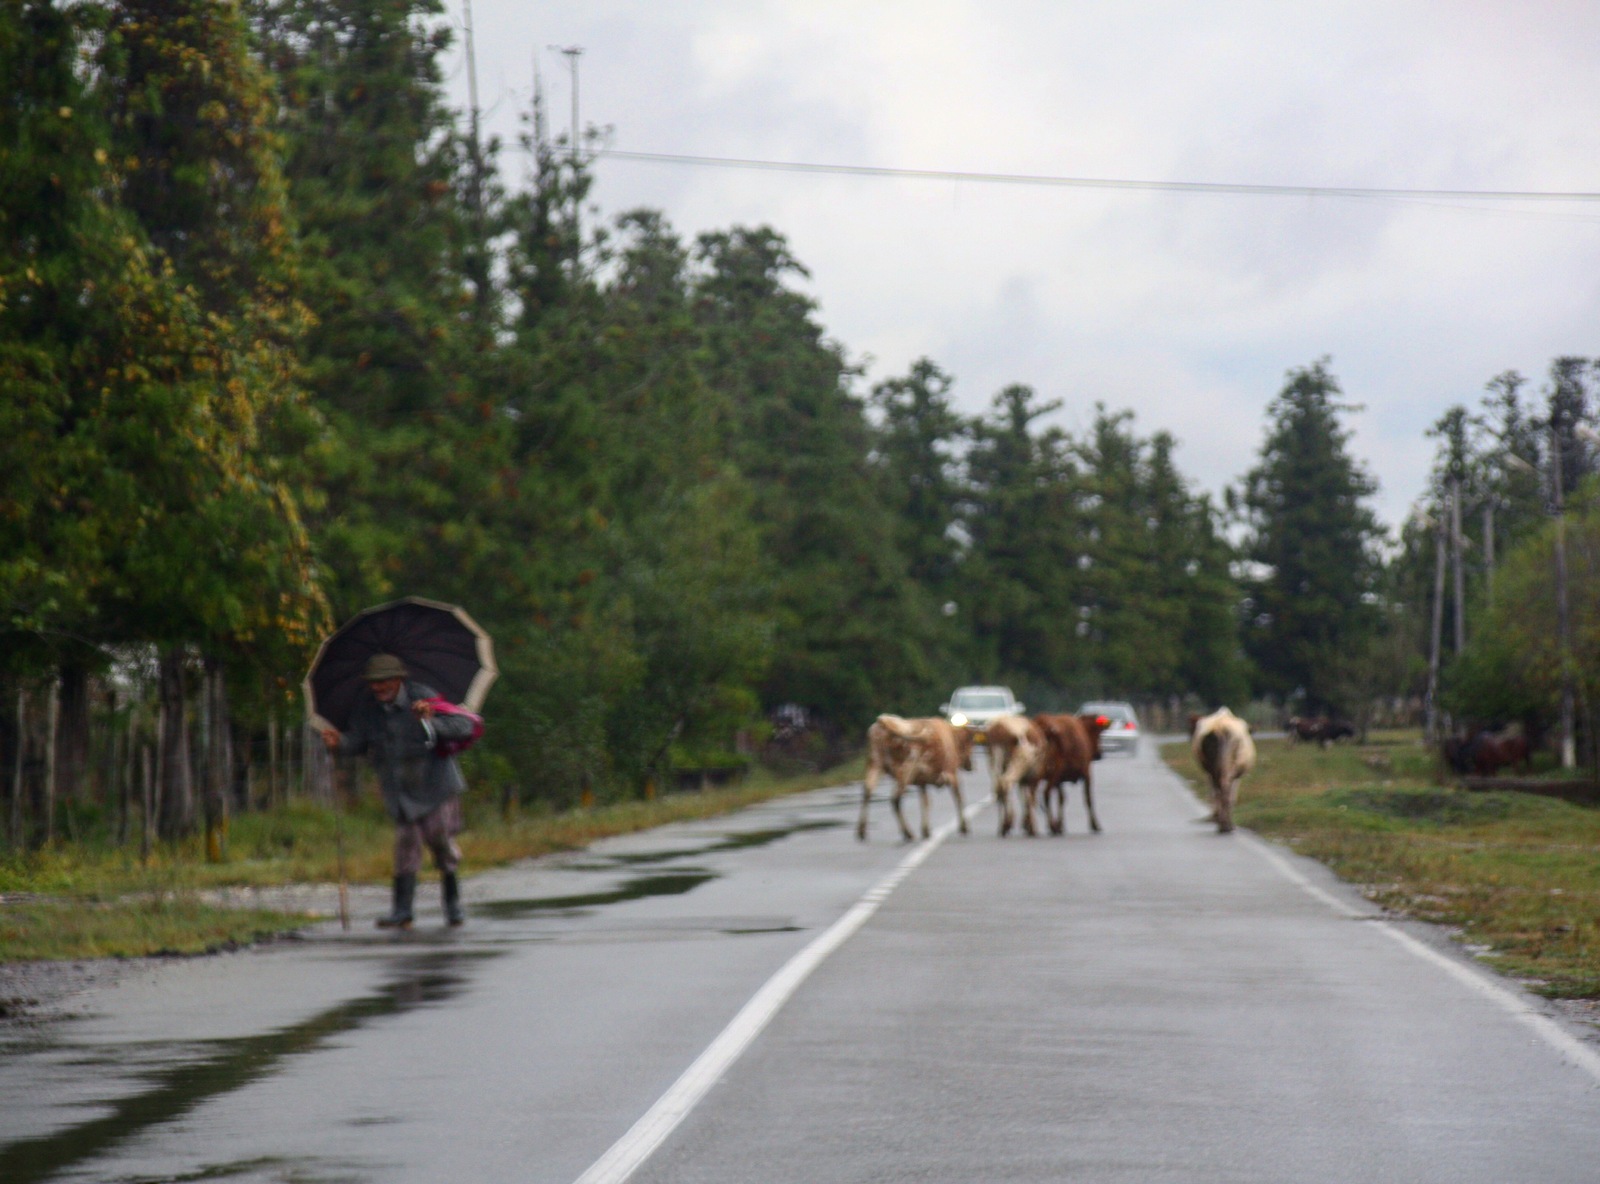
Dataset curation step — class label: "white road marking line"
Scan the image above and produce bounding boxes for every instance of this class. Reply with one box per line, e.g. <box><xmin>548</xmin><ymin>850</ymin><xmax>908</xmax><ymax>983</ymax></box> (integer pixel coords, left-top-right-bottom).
<box><xmin>572</xmin><ymin>795</ymin><xmax>989</xmax><ymax>1184</ymax></box>
<box><xmin>1240</xmin><ymin>830</ymin><xmax>1600</xmax><ymax>1085</ymax></box>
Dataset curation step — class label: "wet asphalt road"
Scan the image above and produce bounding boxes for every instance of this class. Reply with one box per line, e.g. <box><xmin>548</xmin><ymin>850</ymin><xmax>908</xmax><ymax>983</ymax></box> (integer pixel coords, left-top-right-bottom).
<box><xmin>4</xmin><ymin>745</ymin><xmax>1600</xmax><ymax>1182</ymax></box>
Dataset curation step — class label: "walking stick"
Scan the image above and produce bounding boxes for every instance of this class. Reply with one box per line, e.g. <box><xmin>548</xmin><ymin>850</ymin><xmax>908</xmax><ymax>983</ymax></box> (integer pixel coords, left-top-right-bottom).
<box><xmin>330</xmin><ymin>746</ymin><xmax>350</xmax><ymax>931</ymax></box>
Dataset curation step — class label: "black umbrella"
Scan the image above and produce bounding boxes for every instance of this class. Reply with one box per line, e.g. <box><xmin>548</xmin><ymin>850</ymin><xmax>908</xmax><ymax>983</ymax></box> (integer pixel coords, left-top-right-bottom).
<box><xmin>304</xmin><ymin>597</ymin><xmax>497</xmax><ymax>733</ymax></box>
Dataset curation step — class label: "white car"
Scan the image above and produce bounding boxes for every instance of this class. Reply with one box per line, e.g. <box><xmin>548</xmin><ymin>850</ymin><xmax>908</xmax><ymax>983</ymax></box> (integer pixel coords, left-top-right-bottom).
<box><xmin>1078</xmin><ymin>700</ymin><xmax>1141</xmax><ymax>755</ymax></box>
<box><xmin>941</xmin><ymin>686</ymin><xmax>1025</xmax><ymax>739</ymax></box>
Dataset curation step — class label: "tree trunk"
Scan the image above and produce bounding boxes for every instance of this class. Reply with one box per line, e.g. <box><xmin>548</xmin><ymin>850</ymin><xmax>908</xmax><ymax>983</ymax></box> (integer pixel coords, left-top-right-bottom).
<box><xmin>201</xmin><ymin>655</ymin><xmax>229</xmax><ymax>861</ymax></box>
<box><xmin>4</xmin><ymin>685</ymin><xmax>20</xmax><ymax>849</ymax></box>
<box><xmin>40</xmin><ymin>682</ymin><xmax>58</xmax><ymax>847</ymax></box>
<box><xmin>304</xmin><ymin>723</ymin><xmax>332</xmax><ymax>803</ymax></box>
<box><xmin>158</xmin><ymin>647</ymin><xmax>194</xmax><ymax>837</ymax></box>
<box><xmin>267</xmin><ymin>711</ymin><xmax>279</xmax><ymax>809</ymax></box>
<box><xmin>54</xmin><ymin>663</ymin><xmax>91</xmax><ymax>807</ymax></box>
<box><xmin>117</xmin><ymin>706</ymin><xmax>133</xmax><ymax>846</ymax></box>
<box><xmin>140</xmin><ymin>738</ymin><xmax>155</xmax><ymax>861</ymax></box>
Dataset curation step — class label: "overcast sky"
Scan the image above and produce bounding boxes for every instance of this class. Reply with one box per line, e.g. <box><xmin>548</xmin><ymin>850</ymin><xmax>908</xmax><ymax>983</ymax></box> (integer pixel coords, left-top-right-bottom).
<box><xmin>443</xmin><ymin>0</ymin><xmax>1600</xmax><ymax>531</ymax></box>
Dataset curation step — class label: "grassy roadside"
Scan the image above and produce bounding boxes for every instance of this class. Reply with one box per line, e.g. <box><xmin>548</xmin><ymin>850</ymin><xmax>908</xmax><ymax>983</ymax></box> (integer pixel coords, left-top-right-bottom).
<box><xmin>1162</xmin><ymin>732</ymin><xmax>1600</xmax><ymax>998</ymax></box>
<box><xmin>0</xmin><ymin>759</ymin><xmax>863</xmax><ymax>963</ymax></box>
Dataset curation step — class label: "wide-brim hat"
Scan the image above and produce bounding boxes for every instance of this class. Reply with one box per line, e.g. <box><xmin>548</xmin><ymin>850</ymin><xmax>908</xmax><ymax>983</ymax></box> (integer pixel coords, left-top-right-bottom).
<box><xmin>362</xmin><ymin>653</ymin><xmax>409</xmax><ymax>681</ymax></box>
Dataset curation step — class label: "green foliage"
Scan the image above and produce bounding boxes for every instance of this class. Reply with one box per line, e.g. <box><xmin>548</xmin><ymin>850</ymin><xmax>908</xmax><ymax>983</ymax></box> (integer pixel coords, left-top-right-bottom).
<box><xmin>693</xmin><ymin>227</ymin><xmax>946</xmax><ymax>724</ymax></box>
<box><xmin>1240</xmin><ymin>360</ymin><xmax>1383</xmax><ymax>712</ymax></box>
<box><xmin>0</xmin><ymin>0</ymin><xmax>323</xmax><ymax>685</ymax></box>
<box><xmin>965</xmin><ymin>394</ymin><xmax>1245</xmax><ymax>705</ymax></box>
<box><xmin>1445</xmin><ymin>489</ymin><xmax>1600</xmax><ymax>739</ymax></box>
<box><xmin>3</xmin><ymin>0</ymin><xmax>1263</xmax><ymax>828</ymax></box>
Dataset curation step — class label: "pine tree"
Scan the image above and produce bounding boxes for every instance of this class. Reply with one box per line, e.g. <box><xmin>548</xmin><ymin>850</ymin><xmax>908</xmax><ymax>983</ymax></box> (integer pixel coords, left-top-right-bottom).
<box><xmin>1240</xmin><ymin>360</ymin><xmax>1382</xmax><ymax>712</ymax></box>
<box><xmin>694</xmin><ymin>228</ymin><xmax>943</xmax><ymax>725</ymax></box>
<box><xmin>252</xmin><ymin>0</ymin><xmax>498</xmax><ymax>616</ymax></box>
<box><xmin>963</xmin><ymin>384</ymin><xmax>1081</xmax><ymax>690</ymax></box>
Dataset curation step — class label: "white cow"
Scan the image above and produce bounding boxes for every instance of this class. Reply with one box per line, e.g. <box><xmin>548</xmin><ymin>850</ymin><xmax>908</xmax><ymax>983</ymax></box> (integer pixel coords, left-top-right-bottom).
<box><xmin>985</xmin><ymin>714</ymin><xmax>1048</xmax><ymax>836</ymax></box>
<box><xmin>1189</xmin><ymin>706</ymin><xmax>1256</xmax><ymax>833</ymax></box>
<box><xmin>859</xmin><ymin>715</ymin><xmax>971</xmax><ymax>841</ymax></box>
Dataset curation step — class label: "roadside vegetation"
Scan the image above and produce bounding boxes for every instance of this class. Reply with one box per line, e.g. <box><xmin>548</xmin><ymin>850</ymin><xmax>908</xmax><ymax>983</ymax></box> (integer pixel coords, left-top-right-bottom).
<box><xmin>1164</xmin><ymin>733</ymin><xmax>1600</xmax><ymax>998</ymax></box>
<box><xmin>0</xmin><ymin>759</ymin><xmax>861</xmax><ymax>963</ymax></box>
<box><xmin>8</xmin><ymin>0</ymin><xmax>1600</xmax><ymax>976</ymax></box>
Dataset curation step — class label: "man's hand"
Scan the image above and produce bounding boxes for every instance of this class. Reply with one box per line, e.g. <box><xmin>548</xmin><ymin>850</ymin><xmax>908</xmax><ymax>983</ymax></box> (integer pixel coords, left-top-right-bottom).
<box><xmin>412</xmin><ymin>699</ymin><xmax>435</xmax><ymax>719</ymax></box>
<box><xmin>320</xmin><ymin>727</ymin><xmax>340</xmax><ymax>752</ymax></box>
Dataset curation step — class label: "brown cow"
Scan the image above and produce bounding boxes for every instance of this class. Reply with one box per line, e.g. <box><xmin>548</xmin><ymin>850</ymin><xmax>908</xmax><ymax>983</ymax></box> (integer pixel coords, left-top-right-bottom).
<box><xmin>1444</xmin><ymin>728</ymin><xmax>1532</xmax><ymax>776</ymax></box>
<box><xmin>859</xmin><ymin>714</ymin><xmax>971</xmax><ymax>841</ymax></box>
<box><xmin>985</xmin><ymin>714</ymin><xmax>1048</xmax><ymax>836</ymax></box>
<box><xmin>1190</xmin><ymin>706</ymin><xmax>1256</xmax><ymax>833</ymax></box>
<box><xmin>1031</xmin><ymin>713</ymin><xmax>1110</xmax><ymax>835</ymax></box>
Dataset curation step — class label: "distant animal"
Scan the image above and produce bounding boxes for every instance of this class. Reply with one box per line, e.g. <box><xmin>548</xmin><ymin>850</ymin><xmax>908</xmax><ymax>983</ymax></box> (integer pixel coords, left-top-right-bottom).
<box><xmin>985</xmin><ymin>714</ymin><xmax>1049</xmax><ymax>836</ymax></box>
<box><xmin>1190</xmin><ymin>707</ymin><xmax>1256</xmax><ymax>833</ymax></box>
<box><xmin>1319</xmin><ymin>719</ymin><xmax>1356</xmax><ymax>745</ymax></box>
<box><xmin>1444</xmin><ymin>728</ymin><xmax>1532</xmax><ymax>777</ymax></box>
<box><xmin>859</xmin><ymin>715</ymin><xmax>971</xmax><ymax>841</ymax></box>
<box><xmin>1287</xmin><ymin>715</ymin><xmax>1355</xmax><ymax>746</ymax></box>
<box><xmin>1032</xmin><ymin>712</ymin><xmax>1111</xmax><ymax>836</ymax></box>
<box><xmin>1286</xmin><ymin>715</ymin><xmax>1319</xmax><ymax>744</ymax></box>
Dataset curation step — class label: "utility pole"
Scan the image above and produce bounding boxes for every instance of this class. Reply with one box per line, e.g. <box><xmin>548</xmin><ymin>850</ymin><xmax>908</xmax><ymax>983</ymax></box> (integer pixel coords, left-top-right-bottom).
<box><xmin>532</xmin><ymin>49</ymin><xmax>547</xmax><ymax>153</ymax></box>
<box><xmin>549</xmin><ymin>44</ymin><xmax>583</xmax><ymax>162</ymax></box>
<box><xmin>461</xmin><ymin>0</ymin><xmax>489</xmax><ymax>315</ymax></box>
<box><xmin>1482</xmin><ymin>500</ymin><xmax>1496</xmax><ymax>608</ymax></box>
<box><xmin>547</xmin><ymin>44</ymin><xmax>584</xmax><ymax>263</ymax></box>
<box><xmin>1425</xmin><ymin>504</ymin><xmax>1447</xmax><ymax>746</ymax></box>
<box><xmin>1450</xmin><ymin>476</ymin><xmax>1466</xmax><ymax>655</ymax></box>
<box><xmin>1550</xmin><ymin>419</ymin><xmax>1577</xmax><ymax>768</ymax></box>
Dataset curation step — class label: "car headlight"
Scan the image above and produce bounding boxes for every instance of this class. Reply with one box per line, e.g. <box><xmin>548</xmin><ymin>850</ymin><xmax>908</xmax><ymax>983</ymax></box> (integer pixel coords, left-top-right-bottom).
<box><xmin>949</xmin><ymin>712</ymin><xmax>968</xmax><ymax>728</ymax></box>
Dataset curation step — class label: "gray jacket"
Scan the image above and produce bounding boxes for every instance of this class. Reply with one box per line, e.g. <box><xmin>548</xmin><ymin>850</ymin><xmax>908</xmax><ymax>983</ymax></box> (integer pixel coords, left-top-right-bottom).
<box><xmin>337</xmin><ymin>680</ymin><xmax>474</xmax><ymax>822</ymax></box>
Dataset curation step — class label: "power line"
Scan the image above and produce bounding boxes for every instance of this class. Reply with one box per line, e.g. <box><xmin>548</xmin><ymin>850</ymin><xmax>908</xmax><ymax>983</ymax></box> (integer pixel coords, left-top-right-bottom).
<box><xmin>597</xmin><ymin>149</ymin><xmax>1600</xmax><ymax>204</ymax></box>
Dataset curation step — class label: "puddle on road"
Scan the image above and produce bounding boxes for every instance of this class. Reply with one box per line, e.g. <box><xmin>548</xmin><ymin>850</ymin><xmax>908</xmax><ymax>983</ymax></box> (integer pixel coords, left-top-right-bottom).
<box><xmin>119</xmin><ymin>1154</ymin><xmax>304</xmax><ymax>1182</ymax></box>
<box><xmin>475</xmin><ymin>871</ymin><xmax>717</xmax><ymax>920</ymax></box>
<box><xmin>0</xmin><ymin>951</ymin><xmax>484</xmax><ymax>1184</ymax></box>
<box><xmin>573</xmin><ymin>818</ymin><xmax>843</xmax><ymax>870</ymax></box>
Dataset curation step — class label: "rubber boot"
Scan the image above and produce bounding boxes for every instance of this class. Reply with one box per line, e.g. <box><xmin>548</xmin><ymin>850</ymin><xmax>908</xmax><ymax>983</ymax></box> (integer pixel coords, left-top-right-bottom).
<box><xmin>442</xmin><ymin>871</ymin><xmax>464</xmax><ymax>927</ymax></box>
<box><xmin>376</xmin><ymin>873</ymin><xmax>416</xmax><ymax>929</ymax></box>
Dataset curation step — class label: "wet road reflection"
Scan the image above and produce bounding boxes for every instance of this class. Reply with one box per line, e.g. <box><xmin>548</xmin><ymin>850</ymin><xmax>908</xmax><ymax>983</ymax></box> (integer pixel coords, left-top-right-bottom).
<box><xmin>474</xmin><ymin>871</ymin><xmax>718</xmax><ymax>920</ymax></box>
<box><xmin>0</xmin><ymin>952</ymin><xmax>481</xmax><ymax>1184</ymax></box>
<box><xmin>569</xmin><ymin>819</ymin><xmax>842</xmax><ymax>869</ymax></box>
<box><xmin>0</xmin><ymin>806</ymin><xmax>859</xmax><ymax>1182</ymax></box>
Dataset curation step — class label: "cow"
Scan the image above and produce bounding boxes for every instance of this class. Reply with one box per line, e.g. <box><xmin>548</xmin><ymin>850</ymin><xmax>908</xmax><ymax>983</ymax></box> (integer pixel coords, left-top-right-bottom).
<box><xmin>859</xmin><ymin>714</ymin><xmax>971</xmax><ymax>841</ymax></box>
<box><xmin>1288</xmin><ymin>715</ymin><xmax>1356</xmax><ymax>746</ymax></box>
<box><xmin>1444</xmin><ymin>728</ymin><xmax>1532</xmax><ymax>777</ymax></box>
<box><xmin>985</xmin><ymin>714</ymin><xmax>1049</xmax><ymax>836</ymax></box>
<box><xmin>1286</xmin><ymin>715</ymin><xmax>1318</xmax><ymax>744</ymax></box>
<box><xmin>1319</xmin><ymin>719</ymin><xmax>1356</xmax><ymax>745</ymax></box>
<box><xmin>1190</xmin><ymin>706</ymin><xmax>1256</xmax><ymax>833</ymax></box>
<box><xmin>1032</xmin><ymin>712</ymin><xmax>1111</xmax><ymax>836</ymax></box>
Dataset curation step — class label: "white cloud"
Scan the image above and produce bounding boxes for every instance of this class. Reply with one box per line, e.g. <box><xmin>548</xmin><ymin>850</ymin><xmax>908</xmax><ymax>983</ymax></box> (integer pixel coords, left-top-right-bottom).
<box><xmin>457</xmin><ymin>0</ymin><xmax>1600</xmax><ymax>529</ymax></box>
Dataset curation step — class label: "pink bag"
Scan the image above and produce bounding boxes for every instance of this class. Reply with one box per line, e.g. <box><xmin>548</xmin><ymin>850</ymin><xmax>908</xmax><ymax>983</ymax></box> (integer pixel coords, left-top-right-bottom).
<box><xmin>423</xmin><ymin>697</ymin><xmax>485</xmax><ymax>756</ymax></box>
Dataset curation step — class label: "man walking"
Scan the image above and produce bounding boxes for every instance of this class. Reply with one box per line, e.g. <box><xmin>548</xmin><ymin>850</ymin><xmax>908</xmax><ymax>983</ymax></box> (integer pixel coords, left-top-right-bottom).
<box><xmin>320</xmin><ymin>654</ymin><xmax>474</xmax><ymax>928</ymax></box>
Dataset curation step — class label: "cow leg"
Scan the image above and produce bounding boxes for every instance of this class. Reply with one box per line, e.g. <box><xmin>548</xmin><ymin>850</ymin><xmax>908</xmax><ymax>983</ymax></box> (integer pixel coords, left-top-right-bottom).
<box><xmin>1082</xmin><ymin>770</ymin><xmax>1101</xmax><ymax>833</ymax></box>
<box><xmin>1020</xmin><ymin>782</ymin><xmax>1038</xmax><ymax>836</ymax></box>
<box><xmin>917</xmin><ymin>785</ymin><xmax>932</xmax><ymax>840</ymax></box>
<box><xmin>948</xmin><ymin>774</ymin><xmax>968</xmax><ymax>835</ymax></box>
<box><xmin>858</xmin><ymin>759</ymin><xmax>881</xmax><ymax>841</ymax></box>
<box><xmin>1215</xmin><ymin>777</ymin><xmax>1236</xmax><ymax>833</ymax></box>
<box><xmin>996</xmin><ymin>781</ymin><xmax>1013</xmax><ymax>836</ymax></box>
<box><xmin>1047</xmin><ymin>784</ymin><xmax>1065</xmax><ymax>836</ymax></box>
<box><xmin>890</xmin><ymin>781</ymin><xmax>916</xmax><ymax>842</ymax></box>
